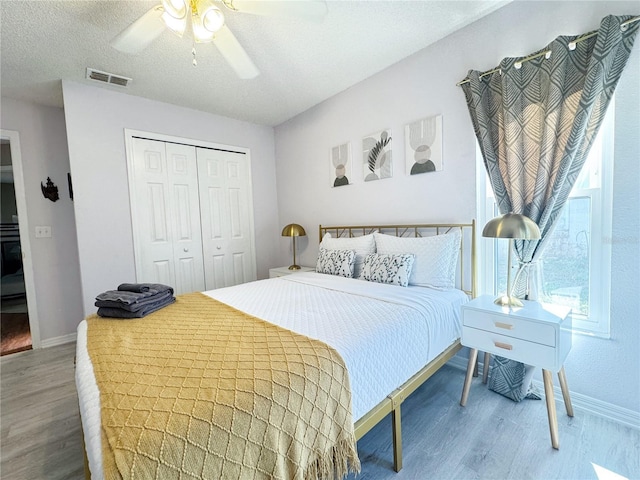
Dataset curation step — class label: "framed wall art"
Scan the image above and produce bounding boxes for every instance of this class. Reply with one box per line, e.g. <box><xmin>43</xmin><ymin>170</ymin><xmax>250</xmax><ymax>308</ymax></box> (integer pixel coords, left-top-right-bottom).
<box><xmin>363</xmin><ymin>129</ymin><xmax>392</xmax><ymax>182</ymax></box>
<box><xmin>330</xmin><ymin>142</ymin><xmax>352</xmax><ymax>187</ymax></box>
<box><xmin>405</xmin><ymin>115</ymin><xmax>442</xmax><ymax>175</ymax></box>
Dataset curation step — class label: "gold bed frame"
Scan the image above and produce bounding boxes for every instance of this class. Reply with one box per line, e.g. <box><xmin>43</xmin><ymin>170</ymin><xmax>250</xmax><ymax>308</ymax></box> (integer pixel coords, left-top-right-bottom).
<box><xmin>319</xmin><ymin>221</ymin><xmax>477</xmax><ymax>472</ymax></box>
<box><xmin>82</xmin><ymin>222</ymin><xmax>476</xmax><ymax>479</ymax></box>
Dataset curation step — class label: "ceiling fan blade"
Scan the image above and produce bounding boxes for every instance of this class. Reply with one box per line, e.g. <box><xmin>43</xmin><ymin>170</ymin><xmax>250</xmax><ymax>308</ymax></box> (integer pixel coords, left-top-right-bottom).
<box><xmin>111</xmin><ymin>5</ymin><xmax>166</xmax><ymax>54</ymax></box>
<box><xmin>229</xmin><ymin>0</ymin><xmax>327</xmax><ymax>21</ymax></box>
<box><xmin>213</xmin><ymin>25</ymin><xmax>259</xmax><ymax>79</ymax></box>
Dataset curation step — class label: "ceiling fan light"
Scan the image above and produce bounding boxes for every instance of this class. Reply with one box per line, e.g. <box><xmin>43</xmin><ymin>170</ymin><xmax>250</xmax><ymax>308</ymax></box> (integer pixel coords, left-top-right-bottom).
<box><xmin>191</xmin><ymin>10</ymin><xmax>215</xmax><ymax>43</ymax></box>
<box><xmin>202</xmin><ymin>6</ymin><xmax>225</xmax><ymax>33</ymax></box>
<box><xmin>161</xmin><ymin>0</ymin><xmax>188</xmax><ymax>19</ymax></box>
<box><xmin>162</xmin><ymin>9</ymin><xmax>188</xmax><ymax>36</ymax></box>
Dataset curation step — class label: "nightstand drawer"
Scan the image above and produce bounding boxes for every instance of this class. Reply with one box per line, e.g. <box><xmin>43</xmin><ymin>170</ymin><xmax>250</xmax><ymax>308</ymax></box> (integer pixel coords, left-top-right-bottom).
<box><xmin>463</xmin><ymin>326</ymin><xmax>557</xmax><ymax>369</ymax></box>
<box><xmin>463</xmin><ymin>309</ymin><xmax>556</xmax><ymax>347</ymax></box>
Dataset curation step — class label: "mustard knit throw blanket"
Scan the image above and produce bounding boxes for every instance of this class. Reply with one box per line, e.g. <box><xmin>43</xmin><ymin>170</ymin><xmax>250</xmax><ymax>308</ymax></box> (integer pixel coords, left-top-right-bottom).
<box><xmin>86</xmin><ymin>293</ymin><xmax>360</xmax><ymax>480</ymax></box>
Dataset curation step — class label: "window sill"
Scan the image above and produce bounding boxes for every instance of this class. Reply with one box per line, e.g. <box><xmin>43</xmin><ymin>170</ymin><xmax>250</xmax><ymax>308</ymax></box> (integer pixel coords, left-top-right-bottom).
<box><xmin>570</xmin><ymin>327</ymin><xmax>611</xmax><ymax>340</ymax></box>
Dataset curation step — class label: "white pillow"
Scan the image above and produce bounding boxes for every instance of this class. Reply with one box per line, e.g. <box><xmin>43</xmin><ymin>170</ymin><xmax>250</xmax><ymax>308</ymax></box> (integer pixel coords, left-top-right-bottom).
<box><xmin>320</xmin><ymin>232</ymin><xmax>376</xmax><ymax>278</ymax></box>
<box><xmin>315</xmin><ymin>248</ymin><xmax>356</xmax><ymax>278</ymax></box>
<box><xmin>373</xmin><ymin>230</ymin><xmax>461</xmax><ymax>289</ymax></box>
<box><xmin>358</xmin><ymin>253</ymin><xmax>415</xmax><ymax>287</ymax></box>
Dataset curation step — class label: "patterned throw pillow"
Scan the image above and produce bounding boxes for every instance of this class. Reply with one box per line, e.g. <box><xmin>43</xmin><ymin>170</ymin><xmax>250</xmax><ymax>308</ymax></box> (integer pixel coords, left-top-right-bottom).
<box><xmin>320</xmin><ymin>233</ymin><xmax>376</xmax><ymax>278</ymax></box>
<box><xmin>358</xmin><ymin>253</ymin><xmax>415</xmax><ymax>287</ymax></box>
<box><xmin>374</xmin><ymin>230</ymin><xmax>461</xmax><ymax>289</ymax></box>
<box><xmin>315</xmin><ymin>248</ymin><xmax>356</xmax><ymax>278</ymax></box>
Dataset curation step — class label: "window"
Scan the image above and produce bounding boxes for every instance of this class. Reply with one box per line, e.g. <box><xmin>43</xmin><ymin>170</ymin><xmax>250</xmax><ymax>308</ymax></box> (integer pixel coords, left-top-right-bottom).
<box><xmin>477</xmin><ymin>100</ymin><xmax>614</xmax><ymax>337</ymax></box>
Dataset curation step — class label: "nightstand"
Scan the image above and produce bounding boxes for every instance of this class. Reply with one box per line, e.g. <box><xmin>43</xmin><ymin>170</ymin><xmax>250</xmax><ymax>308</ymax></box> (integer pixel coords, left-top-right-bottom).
<box><xmin>459</xmin><ymin>295</ymin><xmax>573</xmax><ymax>449</ymax></box>
<box><xmin>269</xmin><ymin>266</ymin><xmax>315</xmax><ymax>278</ymax></box>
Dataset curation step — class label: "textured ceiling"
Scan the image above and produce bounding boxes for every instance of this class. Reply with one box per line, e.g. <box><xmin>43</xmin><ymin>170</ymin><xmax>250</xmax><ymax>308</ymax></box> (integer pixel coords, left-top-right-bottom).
<box><xmin>0</xmin><ymin>1</ymin><xmax>510</xmax><ymax>126</ymax></box>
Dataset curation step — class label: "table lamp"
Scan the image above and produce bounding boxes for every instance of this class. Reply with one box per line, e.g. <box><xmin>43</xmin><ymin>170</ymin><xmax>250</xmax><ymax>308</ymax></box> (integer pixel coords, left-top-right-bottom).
<box><xmin>483</xmin><ymin>213</ymin><xmax>541</xmax><ymax>307</ymax></box>
<box><xmin>281</xmin><ymin>223</ymin><xmax>306</xmax><ymax>270</ymax></box>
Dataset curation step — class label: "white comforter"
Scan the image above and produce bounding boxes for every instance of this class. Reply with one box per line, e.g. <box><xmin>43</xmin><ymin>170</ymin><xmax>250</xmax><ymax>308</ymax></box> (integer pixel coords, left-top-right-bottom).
<box><xmin>76</xmin><ymin>272</ymin><xmax>467</xmax><ymax>479</ymax></box>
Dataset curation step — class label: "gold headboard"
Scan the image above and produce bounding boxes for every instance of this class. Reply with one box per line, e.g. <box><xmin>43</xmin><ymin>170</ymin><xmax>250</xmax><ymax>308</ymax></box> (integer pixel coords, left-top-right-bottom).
<box><xmin>319</xmin><ymin>221</ymin><xmax>476</xmax><ymax>298</ymax></box>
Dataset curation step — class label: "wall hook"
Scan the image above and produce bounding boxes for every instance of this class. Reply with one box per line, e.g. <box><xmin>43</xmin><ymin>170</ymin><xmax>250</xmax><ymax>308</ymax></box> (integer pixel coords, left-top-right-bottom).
<box><xmin>41</xmin><ymin>177</ymin><xmax>59</xmax><ymax>202</ymax></box>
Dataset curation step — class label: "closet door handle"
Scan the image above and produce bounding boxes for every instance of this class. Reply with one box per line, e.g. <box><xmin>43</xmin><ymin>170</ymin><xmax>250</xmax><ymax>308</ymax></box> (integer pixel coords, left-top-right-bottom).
<box><xmin>216</xmin><ymin>246</ymin><xmax>222</xmax><ymax>250</ymax></box>
<box><xmin>183</xmin><ymin>248</ymin><xmax>189</xmax><ymax>252</ymax></box>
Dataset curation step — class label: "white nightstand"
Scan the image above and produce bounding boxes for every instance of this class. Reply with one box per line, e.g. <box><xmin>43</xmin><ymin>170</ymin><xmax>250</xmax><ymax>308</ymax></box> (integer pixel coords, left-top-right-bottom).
<box><xmin>269</xmin><ymin>266</ymin><xmax>315</xmax><ymax>278</ymax></box>
<box><xmin>459</xmin><ymin>295</ymin><xmax>573</xmax><ymax>449</ymax></box>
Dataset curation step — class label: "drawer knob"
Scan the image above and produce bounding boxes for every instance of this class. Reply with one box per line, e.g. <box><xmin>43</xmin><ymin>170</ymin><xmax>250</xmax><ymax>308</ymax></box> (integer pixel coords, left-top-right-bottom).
<box><xmin>495</xmin><ymin>321</ymin><xmax>514</xmax><ymax>330</ymax></box>
<box><xmin>494</xmin><ymin>341</ymin><xmax>513</xmax><ymax>351</ymax></box>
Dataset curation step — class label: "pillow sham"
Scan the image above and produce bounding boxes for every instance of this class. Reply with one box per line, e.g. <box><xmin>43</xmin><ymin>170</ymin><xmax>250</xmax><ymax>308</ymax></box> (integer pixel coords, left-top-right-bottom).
<box><xmin>315</xmin><ymin>248</ymin><xmax>356</xmax><ymax>278</ymax></box>
<box><xmin>320</xmin><ymin>232</ymin><xmax>376</xmax><ymax>278</ymax></box>
<box><xmin>373</xmin><ymin>230</ymin><xmax>461</xmax><ymax>289</ymax></box>
<box><xmin>358</xmin><ymin>253</ymin><xmax>415</xmax><ymax>287</ymax></box>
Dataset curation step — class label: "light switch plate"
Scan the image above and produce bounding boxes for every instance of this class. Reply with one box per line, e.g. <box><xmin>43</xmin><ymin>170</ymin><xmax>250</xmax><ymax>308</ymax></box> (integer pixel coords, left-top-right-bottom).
<box><xmin>35</xmin><ymin>226</ymin><xmax>52</xmax><ymax>238</ymax></box>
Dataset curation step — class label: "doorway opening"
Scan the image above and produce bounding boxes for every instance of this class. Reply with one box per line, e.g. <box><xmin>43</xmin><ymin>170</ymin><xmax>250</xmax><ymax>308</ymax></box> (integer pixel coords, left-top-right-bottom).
<box><xmin>1</xmin><ymin>138</ymin><xmax>31</xmax><ymax>355</ymax></box>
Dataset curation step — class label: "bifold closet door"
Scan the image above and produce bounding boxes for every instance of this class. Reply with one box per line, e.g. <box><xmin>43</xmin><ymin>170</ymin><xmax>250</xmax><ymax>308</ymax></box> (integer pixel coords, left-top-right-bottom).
<box><xmin>197</xmin><ymin>148</ymin><xmax>257</xmax><ymax>289</ymax></box>
<box><xmin>130</xmin><ymin>138</ymin><xmax>206</xmax><ymax>294</ymax></box>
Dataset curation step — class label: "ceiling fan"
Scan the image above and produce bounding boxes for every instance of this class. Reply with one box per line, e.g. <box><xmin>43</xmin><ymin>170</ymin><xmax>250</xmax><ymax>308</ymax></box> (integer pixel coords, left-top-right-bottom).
<box><xmin>111</xmin><ymin>0</ymin><xmax>327</xmax><ymax>79</ymax></box>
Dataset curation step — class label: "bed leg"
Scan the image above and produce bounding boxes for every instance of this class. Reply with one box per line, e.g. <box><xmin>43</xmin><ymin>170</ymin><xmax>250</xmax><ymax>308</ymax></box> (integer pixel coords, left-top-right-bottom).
<box><xmin>84</xmin><ymin>449</ymin><xmax>91</xmax><ymax>480</ymax></box>
<box><xmin>391</xmin><ymin>405</ymin><xmax>403</xmax><ymax>472</ymax></box>
<box><xmin>81</xmin><ymin>429</ymin><xmax>91</xmax><ymax>480</ymax></box>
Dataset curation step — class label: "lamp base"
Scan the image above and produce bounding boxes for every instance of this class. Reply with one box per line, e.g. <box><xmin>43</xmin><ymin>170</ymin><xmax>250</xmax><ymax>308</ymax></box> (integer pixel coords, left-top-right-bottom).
<box><xmin>288</xmin><ymin>264</ymin><xmax>301</xmax><ymax>270</ymax></box>
<box><xmin>494</xmin><ymin>295</ymin><xmax>523</xmax><ymax>307</ymax></box>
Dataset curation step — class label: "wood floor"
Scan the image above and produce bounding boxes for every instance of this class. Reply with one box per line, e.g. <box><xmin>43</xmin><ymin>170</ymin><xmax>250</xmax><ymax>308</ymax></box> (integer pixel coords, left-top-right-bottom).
<box><xmin>1</xmin><ymin>312</ymin><xmax>32</xmax><ymax>356</ymax></box>
<box><xmin>348</xmin><ymin>367</ymin><xmax>640</xmax><ymax>480</ymax></box>
<box><xmin>1</xmin><ymin>342</ymin><xmax>638</xmax><ymax>480</ymax></box>
<box><xmin>1</xmin><ymin>342</ymin><xmax>84</xmax><ymax>480</ymax></box>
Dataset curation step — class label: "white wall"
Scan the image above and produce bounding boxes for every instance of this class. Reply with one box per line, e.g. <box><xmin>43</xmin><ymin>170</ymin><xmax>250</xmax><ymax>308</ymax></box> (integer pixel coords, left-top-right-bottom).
<box><xmin>274</xmin><ymin>1</ymin><xmax>640</xmax><ymax>413</ymax></box>
<box><xmin>62</xmin><ymin>81</ymin><xmax>279</xmax><ymax>316</ymax></box>
<box><xmin>0</xmin><ymin>97</ymin><xmax>84</xmax><ymax>342</ymax></box>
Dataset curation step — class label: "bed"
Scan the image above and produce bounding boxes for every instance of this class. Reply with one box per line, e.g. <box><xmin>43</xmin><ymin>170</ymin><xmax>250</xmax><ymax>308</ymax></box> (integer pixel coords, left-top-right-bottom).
<box><xmin>75</xmin><ymin>222</ymin><xmax>476</xmax><ymax>479</ymax></box>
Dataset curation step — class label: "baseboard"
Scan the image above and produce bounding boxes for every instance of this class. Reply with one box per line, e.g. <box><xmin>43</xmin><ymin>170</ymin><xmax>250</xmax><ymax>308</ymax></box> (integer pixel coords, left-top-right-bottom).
<box><xmin>40</xmin><ymin>332</ymin><xmax>76</xmax><ymax>348</ymax></box>
<box><xmin>529</xmin><ymin>379</ymin><xmax>640</xmax><ymax>430</ymax></box>
<box><xmin>446</xmin><ymin>356</ymin><xmax>640</xmax><ymax>430</ymax></box>
<box><xmin>448</xmin><ymin>354</ymin><xmax>472</xmax><ymax>372</ymax></box>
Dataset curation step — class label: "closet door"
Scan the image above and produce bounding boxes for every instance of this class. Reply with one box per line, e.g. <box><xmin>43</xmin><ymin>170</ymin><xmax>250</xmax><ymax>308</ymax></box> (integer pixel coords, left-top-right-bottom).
<box><xmin>165</xmin><ymin>142</ymin><xmax>206</xmax><ymax>293</ymax></box>
<box><xmin>130</xmin><ymin>138</ymin><xmax>205</xmax><ymax>294</ymax></box>
<box><xmin>197</xmin><ymin>148</ymin><xmax>257</xmax><ymax>289</ymax></box>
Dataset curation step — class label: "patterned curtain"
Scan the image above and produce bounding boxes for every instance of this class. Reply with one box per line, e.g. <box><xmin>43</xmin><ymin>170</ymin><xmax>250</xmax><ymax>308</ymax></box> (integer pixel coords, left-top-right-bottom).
<box><xmin>460</xmin><ymin>15</ymin><xmax>638</xmax><ymax>402</ymax></box>
<box><xmin>462</xmin><ymin>14</ymin><xmax>639</xmax><ymax>299</ymax></box>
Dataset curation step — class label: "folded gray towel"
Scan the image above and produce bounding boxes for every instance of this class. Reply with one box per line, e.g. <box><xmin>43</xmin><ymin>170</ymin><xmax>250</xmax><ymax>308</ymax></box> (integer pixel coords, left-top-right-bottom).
<box><xmin>95</xmin><ymin>284</ymin><xmax>174</xmax><ymax>306</ymax></box>
<box><xmin>97</xmin><ymin>296</ymin><xmax>176</xmax><ymax>319</ymax></box>
<box><xmin>117</xmin><ymin>283</ymin><xmax>151</xmax><ymax>293</ymax></box>
<box><xmin>117</xmin><ymin>283</ymin><xmax>174</xmax><ymax>294</ymax></box>
<box><xmin>95</xmin><ymin>290</ymin><xmax>173</xmax><ymax>312</ymax></box>
<box><xmin>118</xmin><ymin>283</ymin><xmax>173</xmax><ymax>295</ymax></box>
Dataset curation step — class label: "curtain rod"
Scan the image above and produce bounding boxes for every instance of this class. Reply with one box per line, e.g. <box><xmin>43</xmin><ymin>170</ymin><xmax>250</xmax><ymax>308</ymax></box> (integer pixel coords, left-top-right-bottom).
<box><xmin>456</xmin><ymin>15</ymin><xmax>640</xmax><ymax>86</ymax></box>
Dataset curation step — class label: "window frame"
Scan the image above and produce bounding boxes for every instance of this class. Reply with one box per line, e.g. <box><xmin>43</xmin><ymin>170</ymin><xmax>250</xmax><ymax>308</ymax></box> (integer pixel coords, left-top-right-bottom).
<box><xmin>476</xmin><ymin>101</ymin><xmax>614</xmax><ymax>338</ymax></box>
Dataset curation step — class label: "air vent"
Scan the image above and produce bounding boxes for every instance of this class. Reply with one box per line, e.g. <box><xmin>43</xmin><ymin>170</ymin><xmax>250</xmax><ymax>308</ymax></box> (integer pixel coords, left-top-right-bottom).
<box><xmin>86</xmin><ymin>68</ymin><xmax>132</xmax><ymax>88</ymax></box>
